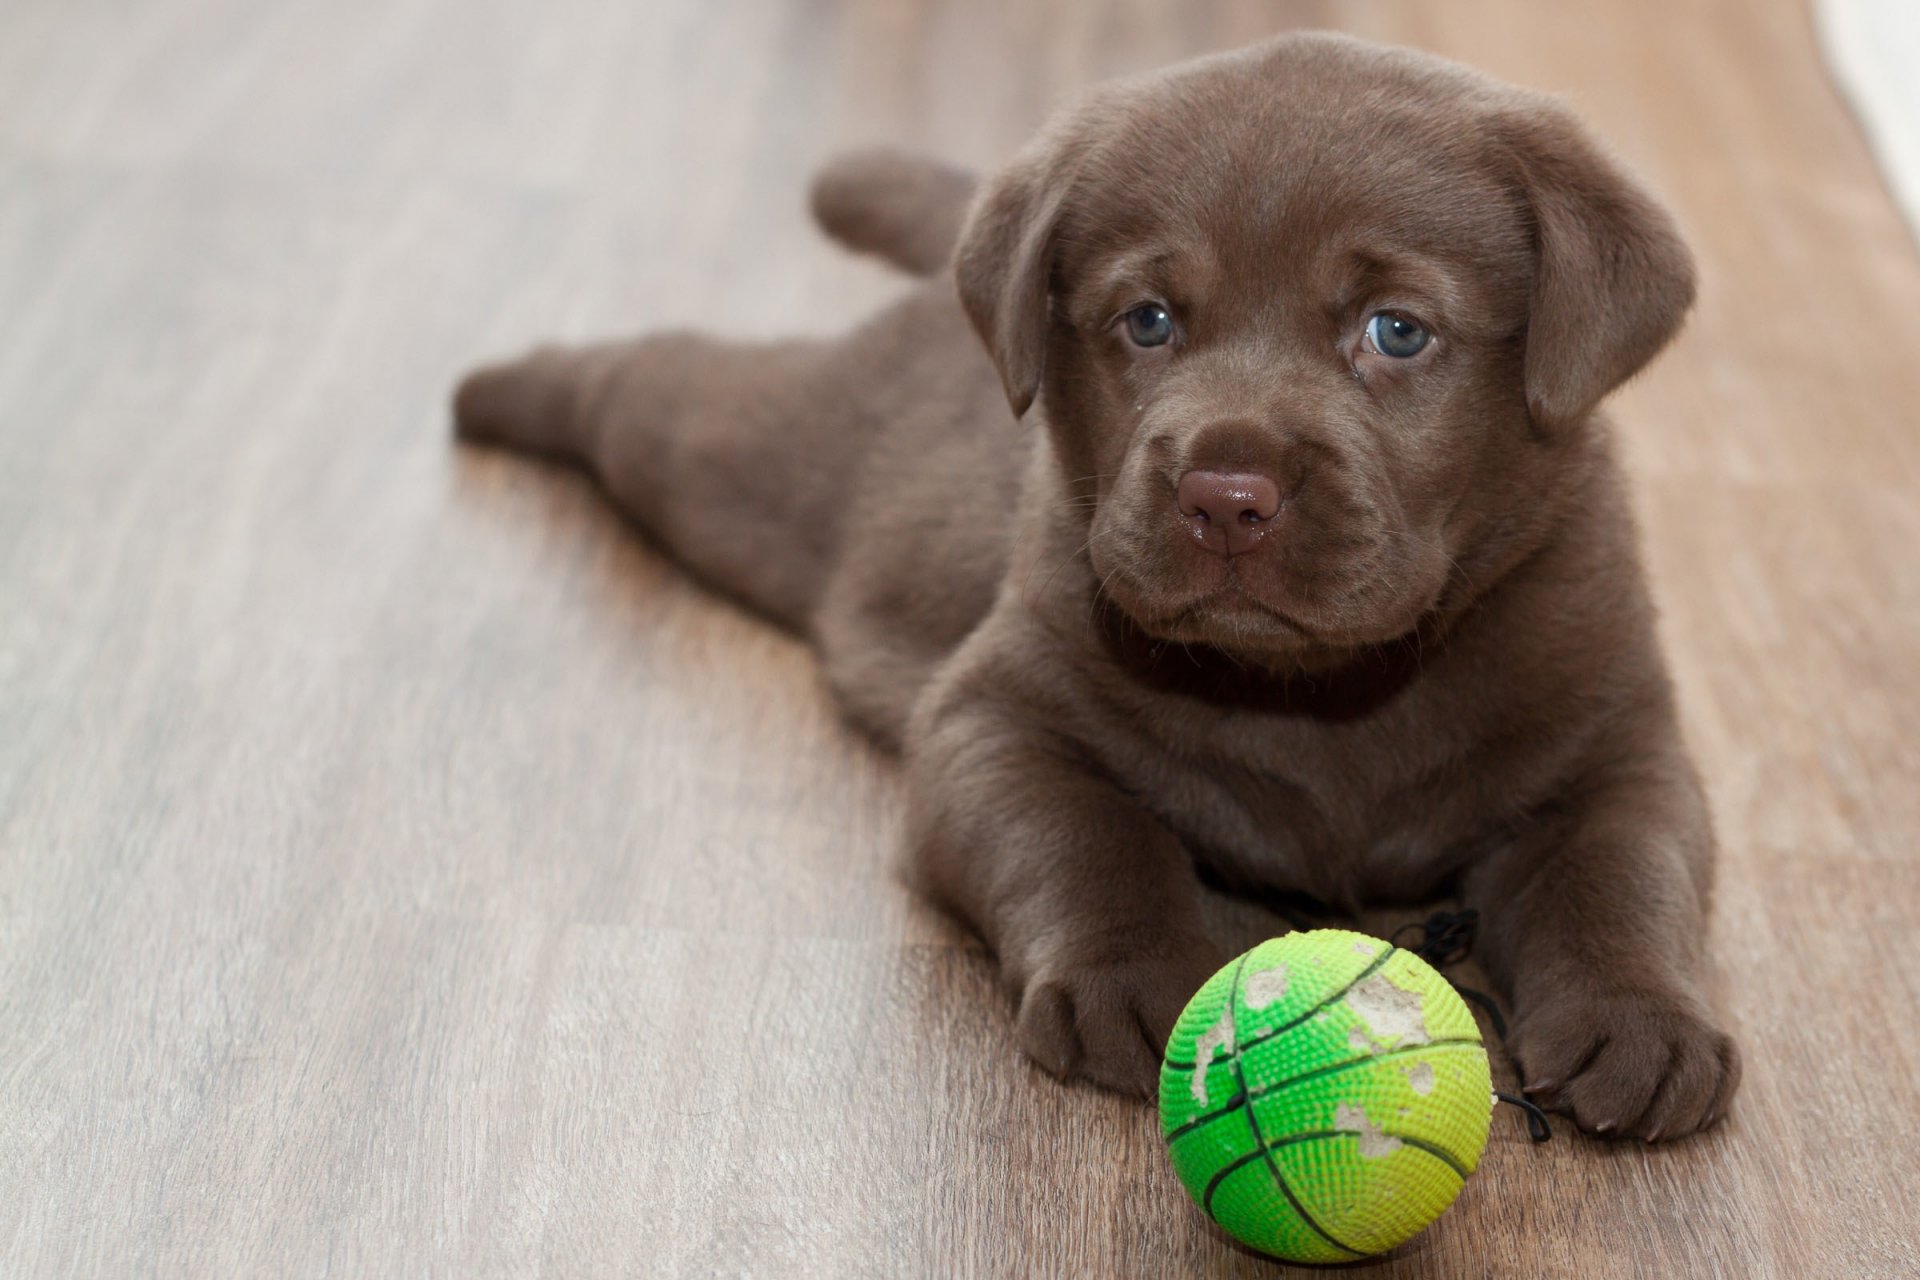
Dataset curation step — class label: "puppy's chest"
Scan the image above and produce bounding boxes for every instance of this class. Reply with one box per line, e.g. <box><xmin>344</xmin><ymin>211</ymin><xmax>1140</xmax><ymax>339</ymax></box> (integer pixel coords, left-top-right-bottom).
<box><xmin>1112</xmin><ymin>707</ymin><xmax>1507</xmax><ymax>899</ymax></box>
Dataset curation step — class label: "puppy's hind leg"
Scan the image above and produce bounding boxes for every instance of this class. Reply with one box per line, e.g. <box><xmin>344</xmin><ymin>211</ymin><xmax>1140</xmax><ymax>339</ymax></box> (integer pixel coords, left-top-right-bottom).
<box><xmin>454</xmin><ymin>333</ymin><xmax>858</xmax><ymax>630</ymax></box>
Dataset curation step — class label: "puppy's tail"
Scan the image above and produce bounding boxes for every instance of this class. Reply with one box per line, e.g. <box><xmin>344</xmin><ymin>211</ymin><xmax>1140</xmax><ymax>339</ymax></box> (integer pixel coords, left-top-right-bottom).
<box><xmin>810</xmin><ymin>148</ymin><xmax>977</xmax><ymax>277</ymax></box>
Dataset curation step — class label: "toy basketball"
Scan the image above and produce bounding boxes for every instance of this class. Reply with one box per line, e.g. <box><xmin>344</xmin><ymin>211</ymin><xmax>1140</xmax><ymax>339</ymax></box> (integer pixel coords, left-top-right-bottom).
<box><xmin>1159</xmin><ymin>929</ymin><xmax>1494</xmax><ymax>1262</ymax></box>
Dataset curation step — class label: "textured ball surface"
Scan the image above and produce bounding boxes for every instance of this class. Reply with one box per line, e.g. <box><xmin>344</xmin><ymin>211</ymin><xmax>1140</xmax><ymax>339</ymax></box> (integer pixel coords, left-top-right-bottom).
<box><xmin>1159</xmin><ymin>929</ymin><xmax>1493</xmax><ymax>1263</ymax></box>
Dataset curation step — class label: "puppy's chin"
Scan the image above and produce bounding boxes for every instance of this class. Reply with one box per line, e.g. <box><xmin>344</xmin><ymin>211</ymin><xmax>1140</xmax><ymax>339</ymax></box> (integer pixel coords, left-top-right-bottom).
<box><xmin>1098</xmin><ymin>568</ymin><xmax>1435</xmax><ymax>670</ymax></box>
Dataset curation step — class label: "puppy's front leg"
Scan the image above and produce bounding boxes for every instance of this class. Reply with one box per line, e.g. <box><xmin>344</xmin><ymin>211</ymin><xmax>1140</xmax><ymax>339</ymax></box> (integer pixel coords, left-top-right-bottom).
<box><xmin>1464</xmin><ymin>748</ymin><xmax>1741</xmax><ymax>1140</ymax></box>
<box><xmin>906</xmin><ymin>689</ymin><xmax>1225</xmax><ymax>1097</ymax></box>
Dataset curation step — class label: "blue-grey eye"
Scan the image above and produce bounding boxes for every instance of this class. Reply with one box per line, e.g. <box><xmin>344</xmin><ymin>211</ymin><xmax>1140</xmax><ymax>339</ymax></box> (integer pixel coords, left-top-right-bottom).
<box><xmin>1366</xmin><ymin>311</ymin><xmax>1430</xmax><ymax>358</ymax></box>
<box><xmin>1124</xmin><ymin>303</ymin><xmax>1175</xmax><ymax>347</ymax></box>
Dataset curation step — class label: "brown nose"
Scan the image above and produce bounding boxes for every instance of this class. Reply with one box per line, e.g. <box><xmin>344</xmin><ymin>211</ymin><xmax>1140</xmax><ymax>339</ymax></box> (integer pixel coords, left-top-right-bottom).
<box><xmin>1176</xmin><ymin>469</ymin><xmax>1282</xmax><ymax>557</ymax></box>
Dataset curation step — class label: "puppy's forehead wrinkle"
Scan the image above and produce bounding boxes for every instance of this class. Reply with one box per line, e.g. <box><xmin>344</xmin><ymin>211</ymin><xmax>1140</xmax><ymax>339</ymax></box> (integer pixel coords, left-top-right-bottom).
<box><xmin>1085</xmin><ymin>247</ymin><xmax>1196</xmax><ymax>312</ymax></box>
<box><xmin>1343</xmin><ymin>251</ymin><xmax>1472</xmax><ymax>318</ymax></box>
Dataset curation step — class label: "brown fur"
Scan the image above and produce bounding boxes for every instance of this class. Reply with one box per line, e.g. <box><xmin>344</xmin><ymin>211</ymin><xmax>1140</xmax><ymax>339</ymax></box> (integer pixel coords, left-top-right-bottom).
<box><xmin>454</xmin><ymin>33</ymin><xmax>1739</xmax><ymax>1141</ymax></box>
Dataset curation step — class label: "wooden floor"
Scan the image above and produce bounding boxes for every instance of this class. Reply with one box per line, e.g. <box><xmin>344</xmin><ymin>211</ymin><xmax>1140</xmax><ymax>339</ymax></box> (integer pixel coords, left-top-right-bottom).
<box><xmin>3</xmin><ymin>0</ymin><xmax>1917</xmax><ymax>1275</ymax></box>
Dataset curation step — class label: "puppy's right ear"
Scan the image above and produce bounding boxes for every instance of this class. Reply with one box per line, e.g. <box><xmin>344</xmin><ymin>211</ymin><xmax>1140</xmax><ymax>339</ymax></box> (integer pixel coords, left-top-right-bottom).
<box><xmin>953</xmin><ymin>137</ymin><xmax>1076</xmax><ymax>419</ymax></box>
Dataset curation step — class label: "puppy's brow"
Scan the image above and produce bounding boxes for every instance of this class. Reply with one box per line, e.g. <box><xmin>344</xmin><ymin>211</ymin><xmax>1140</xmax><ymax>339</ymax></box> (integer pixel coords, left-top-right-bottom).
<box><xmin>1087</xmin><ymin>247</ymin><xmax>1192</xmax><ymax>310</ymax></box>
<box><xmin>1339</xmin><ymin>251</ymin><xmax>1467</xmax><ymax>325</ymax></box>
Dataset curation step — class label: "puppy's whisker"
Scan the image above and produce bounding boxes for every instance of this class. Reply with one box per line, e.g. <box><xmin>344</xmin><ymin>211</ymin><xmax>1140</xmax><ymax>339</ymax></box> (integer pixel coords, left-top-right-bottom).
<box><xmin>1059</xmin><ymin>473</ymin><xmax>1120</xmax><ymax>502</ymax></box>
<box><xmin>1381</xmin><ymin>527</ymin><xmax>1471</xmax><ymax>594</ymax></box>
<box><xmin>1021</xmin><ymin>526</ymin><xmax>1117</xmax><ymax>608</ymax></box>
<box><xmin>1085</xmin><ymin>562</ymin><xmax>1127</xmax><ymax>640</ymax></box>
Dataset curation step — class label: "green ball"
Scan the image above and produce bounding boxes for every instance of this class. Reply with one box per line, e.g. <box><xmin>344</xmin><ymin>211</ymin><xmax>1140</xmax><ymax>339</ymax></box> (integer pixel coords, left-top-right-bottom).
<box><xmin>1159</xmin><ymin>929</ymin><xmax>1493</xmax><ymax>1263</ymax></box>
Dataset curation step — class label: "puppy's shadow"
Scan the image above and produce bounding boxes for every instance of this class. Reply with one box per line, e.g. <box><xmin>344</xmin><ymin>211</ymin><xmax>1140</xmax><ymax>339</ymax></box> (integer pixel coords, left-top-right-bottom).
<box><xmin>1198</xmin><ymin>872</ymin><xmax>1336</xmax><ymax>955</ymax></box>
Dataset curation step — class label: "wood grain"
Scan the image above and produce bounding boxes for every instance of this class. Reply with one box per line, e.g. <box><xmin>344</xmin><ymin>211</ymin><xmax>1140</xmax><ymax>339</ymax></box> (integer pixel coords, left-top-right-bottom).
<box><xmin>2</xmin><ymin>0</ymin><xmax>1916</xmax><ymax>1275</ymax></box>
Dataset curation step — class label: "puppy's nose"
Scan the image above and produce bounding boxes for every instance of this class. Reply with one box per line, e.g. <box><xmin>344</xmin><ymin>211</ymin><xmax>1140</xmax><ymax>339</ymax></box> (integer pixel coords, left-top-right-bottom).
<box><xmin>1176</xmin><ymin>469</ymin><xmax>1282</xmax><ymax>556</ymax></box>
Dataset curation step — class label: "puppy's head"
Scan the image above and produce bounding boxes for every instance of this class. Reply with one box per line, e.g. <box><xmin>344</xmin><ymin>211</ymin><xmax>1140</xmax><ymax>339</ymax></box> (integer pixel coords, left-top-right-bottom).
<box><xmin>956</xmin><ymin>34</ymin><xmax>1693</xmax><ymax>665</ymax></box>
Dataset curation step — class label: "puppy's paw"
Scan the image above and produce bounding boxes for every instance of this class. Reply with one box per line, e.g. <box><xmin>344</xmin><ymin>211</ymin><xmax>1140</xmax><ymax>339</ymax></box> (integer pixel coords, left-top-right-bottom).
<box><xmin>1512</xmin><ymin>988</ymin><xmax>1740</xmax><ymax>1141</ymax></box>
<box><xmin>1014</xmin><ymin>940</ymin><xmax>1225</xmax><ymax>1098</ymax></box>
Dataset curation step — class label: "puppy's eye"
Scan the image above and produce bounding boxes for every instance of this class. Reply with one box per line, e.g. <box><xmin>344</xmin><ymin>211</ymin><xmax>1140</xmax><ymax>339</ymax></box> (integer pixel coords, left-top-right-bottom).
<box><xmin>1365</xmin><ymin>311</ymin><xmax>1430</xmax><ymax>358</ymax></box>
<box><xmin>1124</xmin><ymin>303</ymin><xmax>1175</xmax><ymax>348</ymax></box>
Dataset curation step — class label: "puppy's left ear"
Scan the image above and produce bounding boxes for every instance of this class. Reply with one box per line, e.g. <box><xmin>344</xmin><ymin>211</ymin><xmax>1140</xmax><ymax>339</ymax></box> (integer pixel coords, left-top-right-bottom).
<box><xmin>953</xmin><ymin>128</ymin><xmax>1081</xmax><ymax>419</ymax></box>
<box><xmin>1500</xmin><ymin>101</ymin><xmax>1697</xmax><ymax>430</ymax></box>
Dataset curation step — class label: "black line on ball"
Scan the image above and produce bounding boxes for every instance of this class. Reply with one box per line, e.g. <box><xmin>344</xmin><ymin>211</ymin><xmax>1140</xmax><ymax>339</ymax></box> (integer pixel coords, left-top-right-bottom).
<box><xmin>1166</xmin><ymin>1091</ymin><xmax>1248</xmax><ymax>1142</ymax></box>
<box><xmin>1164</xmin><ymin>942</ymin><xmax>1399</xmax><ymax>1071</ymax></box>
<box><xmin>1396</xmin><ymin>1135</ymin><xmax>1473</xmax><ymax>1181</ymax></box>
<box><xmin>1222</xmin><ymin>950</ymin><xmax>1368</xmax><ymax>1259</ymax></box>
<box><xmin>1291</xmin><ymin>1131</ymin><xmax>1474</xmax><ymax>1183</ymax></box>
<box><xmin>1206</xmin><ymin>1129</ymin><xmax>1471</xmax><ymax>1216</ymax></box>
<box><xmin>1200</xmin><ymin>1130</ymin><xmax>1346</xmax><ymax>1215</ymax></box>
<box><xmin>1166</xmin><ymin>1038</ymin><xmax>1484</xmax><ymax>1145</ymax></box>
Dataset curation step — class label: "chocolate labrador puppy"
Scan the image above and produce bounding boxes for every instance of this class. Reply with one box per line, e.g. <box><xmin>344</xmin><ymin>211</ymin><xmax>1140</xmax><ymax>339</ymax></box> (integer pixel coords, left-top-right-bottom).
<box><xmin>454</xmin><ymin>33</ymin><xmax>1739</xmax><ymax>1140</ymax></box>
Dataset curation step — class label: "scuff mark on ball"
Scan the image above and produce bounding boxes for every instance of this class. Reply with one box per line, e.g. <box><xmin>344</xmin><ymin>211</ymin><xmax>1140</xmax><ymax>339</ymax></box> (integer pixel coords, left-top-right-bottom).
<box><xmin>1243</xmin><ymin>963</ymin><xmax>1289</xmax><ymax>1010</ymax></box>
<box><xmin>1405</xmin><ymin>1061</ymin><xmax>1436</xmax><ymax>1095</ymax></box>
<box><xmin>1335</xmin><ymin>1102</ymin><xmax>1404</xmax><ymax>1158</ymax></box>
<box><xmin>1190</xmin><ymin>1009</ymin><xmax>1235</xmax><ymax>1104</ymax></box>
<box><xmin>1345</xmin><ymin>971</ymin><xmax>1433</xmax><ymax>1053</ymax></box>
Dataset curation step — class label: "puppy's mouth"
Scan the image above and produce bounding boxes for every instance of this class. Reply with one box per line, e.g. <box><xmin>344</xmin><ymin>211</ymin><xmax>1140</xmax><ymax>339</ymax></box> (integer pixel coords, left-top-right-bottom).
<box><xmin>1169</xmin><ymin>582</ymin><xmax>1317</xmax><ymax>637</ymax></box>
<box><xmin>1105</xmin><ymin>568</ymin><xmax>1324</xmax><ymax>642</ymax></box>
<box><xmin>1100</xmin><ymin>564</ymin><xmax>1427</xmax><ymax>657</ymax></box>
